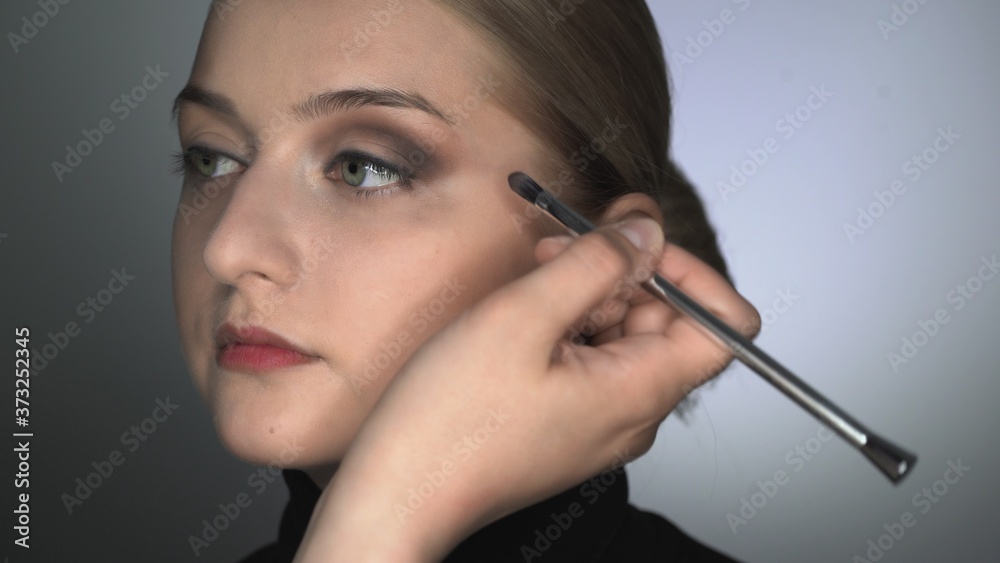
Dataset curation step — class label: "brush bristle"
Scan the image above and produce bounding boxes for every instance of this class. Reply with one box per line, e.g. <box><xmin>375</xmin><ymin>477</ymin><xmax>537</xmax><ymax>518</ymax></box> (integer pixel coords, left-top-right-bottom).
<box><xmin>508</xmin><ymin>172</ymin><xmax>543</xmax><ymax>204</ymax></box>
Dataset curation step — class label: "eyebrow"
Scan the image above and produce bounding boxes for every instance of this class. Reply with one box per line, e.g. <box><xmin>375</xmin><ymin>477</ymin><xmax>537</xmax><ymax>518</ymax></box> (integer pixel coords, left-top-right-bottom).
<box><xmin>171</xmin><ymin>84</ymin><xmax>456</xmax><ymax>126</ymax></box>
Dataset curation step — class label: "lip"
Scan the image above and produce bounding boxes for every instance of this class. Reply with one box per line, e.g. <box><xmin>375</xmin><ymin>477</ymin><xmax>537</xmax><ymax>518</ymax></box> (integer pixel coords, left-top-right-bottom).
<box><xmin>214</xmin><ymin>322</ymin><xmax>320</xmax><ymax>372</ymax></box>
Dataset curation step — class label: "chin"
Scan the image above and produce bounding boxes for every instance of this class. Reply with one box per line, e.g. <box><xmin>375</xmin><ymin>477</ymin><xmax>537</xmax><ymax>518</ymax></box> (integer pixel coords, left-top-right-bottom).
<box><xmin>208</xmin><ymin>379</ymin><xmax>361</xmax><ymax>469</ymax></box>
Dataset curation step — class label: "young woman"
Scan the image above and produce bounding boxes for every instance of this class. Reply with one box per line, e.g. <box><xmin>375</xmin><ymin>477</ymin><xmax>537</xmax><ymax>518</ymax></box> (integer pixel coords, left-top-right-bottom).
<box><xmin>171</xmin><ymin>0</ymin><xmax>761</xmax><ymax>560</ymax></box>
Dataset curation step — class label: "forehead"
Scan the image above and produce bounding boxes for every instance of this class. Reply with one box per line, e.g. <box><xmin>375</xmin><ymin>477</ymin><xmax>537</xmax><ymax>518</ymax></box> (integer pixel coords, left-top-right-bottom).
<box><xmin>193</xmin><ymin>0</ymin><xmax>490</xmax><ymax>120</ymax></box>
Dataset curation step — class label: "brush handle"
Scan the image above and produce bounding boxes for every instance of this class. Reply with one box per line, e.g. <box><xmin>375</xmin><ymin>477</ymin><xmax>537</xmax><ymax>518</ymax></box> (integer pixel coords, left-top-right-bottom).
<box><xmin>526</xmin><ymin>181</ymin><xmax>917</xmax><ymax>483</ymax></box>
<box><xmin>641</xmin><ymin>272</ymin><xmax>916</xmax><ymax>483</ymax></box>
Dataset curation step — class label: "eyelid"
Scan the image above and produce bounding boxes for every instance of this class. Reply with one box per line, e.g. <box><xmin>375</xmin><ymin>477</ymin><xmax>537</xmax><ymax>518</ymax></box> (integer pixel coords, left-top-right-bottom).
<box><xmin>331</xmin><ymin>125</ymin><xmax>433</xmax><ymax>172</ymax></box>
<box><xmin>185</xmin><ymin>144</ymin><xmax>249</xmax><ymax>168</ymax></box>
<box><xmin>325</xmin><ymin>148</ymin><xmax>410</xmax><ymax>179</ymax></box>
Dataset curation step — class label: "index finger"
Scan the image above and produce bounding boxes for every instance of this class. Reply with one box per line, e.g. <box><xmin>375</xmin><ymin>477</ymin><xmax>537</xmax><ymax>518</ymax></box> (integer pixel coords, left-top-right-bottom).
<box><xmin>628</xmin><ymin>241</ymin><xmax>762</xmax><ymax>340</ymax></box>
<box><xmin>628</xmin><ymin>242</ymin><xmax>762</xmax><ymax>390</ymax></box>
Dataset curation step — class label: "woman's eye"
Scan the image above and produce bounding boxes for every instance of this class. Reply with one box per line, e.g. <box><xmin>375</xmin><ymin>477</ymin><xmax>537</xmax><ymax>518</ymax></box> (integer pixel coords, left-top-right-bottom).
<box><xmin>191</xmin><ymin>150</ymin><xmax>241</xmax><ymax>178</ymax></box>
<box><xmin>340</xmin><ymin>157</ymin><xmax>402</xmax><ymax>188</ymax></box>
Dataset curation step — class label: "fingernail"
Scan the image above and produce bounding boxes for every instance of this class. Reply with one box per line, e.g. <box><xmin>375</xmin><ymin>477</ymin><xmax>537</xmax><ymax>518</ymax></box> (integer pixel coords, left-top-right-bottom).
<box><xmin>615</xmin><ymin>218</ymin><xmax>661</xmax><ymax>251</ymax></box>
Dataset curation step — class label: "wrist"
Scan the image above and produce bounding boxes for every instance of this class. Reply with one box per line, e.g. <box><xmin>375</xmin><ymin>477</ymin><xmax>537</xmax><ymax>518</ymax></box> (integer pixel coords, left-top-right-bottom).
<box><xmin>296</xmin><ymin>462</ymin><xmax>473</xmax><ymax>563</ymax></box>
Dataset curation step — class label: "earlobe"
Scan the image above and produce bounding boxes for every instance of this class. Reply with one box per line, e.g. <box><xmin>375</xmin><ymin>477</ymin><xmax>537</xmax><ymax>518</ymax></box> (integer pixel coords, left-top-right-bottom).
<box><xmin>597</xmin><ymin>192</ymin><xmax>664</xmax><ymax>229</ymax></box>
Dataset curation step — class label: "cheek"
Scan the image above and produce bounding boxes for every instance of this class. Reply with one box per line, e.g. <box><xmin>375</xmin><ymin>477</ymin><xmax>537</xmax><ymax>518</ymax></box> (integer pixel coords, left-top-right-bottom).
<box><xmin>312</xmin><ymin>223</ymin><xmax>537</xmax><ymax>394</ymax></box>
<box><xmin>400</xmin><ymin>216</ymin><xmax>536</xmax><ymax>311</ymax></box>
<box><xmin>170</xmin><ymin>209</ymin><xmax>219</xmax><ymax>398</ymax></box>
<box><xmin>170</xmin><ymin>181</ymin><xmax>232</xmax><ymax>304</ymax></box>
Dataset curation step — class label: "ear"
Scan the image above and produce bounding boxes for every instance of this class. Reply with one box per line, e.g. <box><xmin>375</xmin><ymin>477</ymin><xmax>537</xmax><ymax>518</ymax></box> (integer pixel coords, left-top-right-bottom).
<box><xmin>596</xmin><ymin>192</ymin><xmax>664</xmax><ymax>228</ymax></box>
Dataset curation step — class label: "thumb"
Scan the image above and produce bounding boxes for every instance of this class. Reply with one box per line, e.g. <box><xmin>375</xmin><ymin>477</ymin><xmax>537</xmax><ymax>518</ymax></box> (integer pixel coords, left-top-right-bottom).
<box><xmin>489</xmin><ymin>217</ymin><xmax>664</xmax><ymax>353</ymax></box>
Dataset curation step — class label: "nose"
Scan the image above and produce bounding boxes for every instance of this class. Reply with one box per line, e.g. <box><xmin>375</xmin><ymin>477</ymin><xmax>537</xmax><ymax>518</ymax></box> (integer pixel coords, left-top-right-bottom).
<box><xmin>202</xmin><ymin>159</ymin><xmax>304</xmax><ymax>291</ymax></box>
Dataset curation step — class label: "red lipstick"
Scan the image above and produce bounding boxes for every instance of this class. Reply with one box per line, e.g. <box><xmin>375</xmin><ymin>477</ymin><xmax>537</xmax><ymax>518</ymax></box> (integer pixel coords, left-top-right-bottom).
<box><xmin>215</xmin><ymin>323</ymin><xmax>319</xmax><ymax>372</ymax></box>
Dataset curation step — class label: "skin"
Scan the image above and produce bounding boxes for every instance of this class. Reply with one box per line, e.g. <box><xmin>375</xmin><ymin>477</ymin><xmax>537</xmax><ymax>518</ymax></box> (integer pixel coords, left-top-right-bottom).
<box><xmin>172</xmin><ymin>0</ymin><xmax>660</xmax><ymax>486</ymax></box>
<box><xmin>172</xmin><ymin>0</ymin><xmax>761</xmax><ymax>559</ymax></box>
<box><xmin>294</xmin><ymin>228</ymin><xmax>762</xmax><ymax>561</ymax></box>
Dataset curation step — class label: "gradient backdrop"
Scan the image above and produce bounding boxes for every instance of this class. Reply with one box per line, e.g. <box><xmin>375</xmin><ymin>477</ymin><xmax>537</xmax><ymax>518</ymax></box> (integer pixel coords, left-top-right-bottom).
<box><xmin>2</xmin><ymin>1</ymin><xmax>997</xmax><ymax>561</ymax></box>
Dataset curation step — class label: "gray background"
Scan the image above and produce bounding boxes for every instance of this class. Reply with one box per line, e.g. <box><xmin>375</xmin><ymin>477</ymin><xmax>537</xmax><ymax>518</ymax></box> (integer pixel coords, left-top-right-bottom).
<box><xmin>1</xmin><ymin>1</ymin><xmax>997</xmax><ymax>561</ymax></box>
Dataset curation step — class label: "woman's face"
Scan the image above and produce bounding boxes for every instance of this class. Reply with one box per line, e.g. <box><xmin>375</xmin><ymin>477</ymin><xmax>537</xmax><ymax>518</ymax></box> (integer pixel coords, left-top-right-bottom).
<box><xmin>171</xmin><ymin>0</ymin><xmax>554</xmax><ymax>476</ymax></box>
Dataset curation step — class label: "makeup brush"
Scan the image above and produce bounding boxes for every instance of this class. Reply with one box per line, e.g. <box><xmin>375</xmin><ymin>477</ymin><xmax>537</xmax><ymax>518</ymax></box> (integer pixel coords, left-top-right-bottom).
<box><xmin>508</xmin><ymin>171</ymin><xmax>917</xmax><ymax>484</ymax></box>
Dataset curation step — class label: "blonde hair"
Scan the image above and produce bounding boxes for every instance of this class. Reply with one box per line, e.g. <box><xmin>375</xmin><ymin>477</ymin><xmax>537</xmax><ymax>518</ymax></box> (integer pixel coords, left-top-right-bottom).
<box><xmin>437</xmin><ymin>0</ymin><xmax>731</xmax><ymax>284</ymax></box>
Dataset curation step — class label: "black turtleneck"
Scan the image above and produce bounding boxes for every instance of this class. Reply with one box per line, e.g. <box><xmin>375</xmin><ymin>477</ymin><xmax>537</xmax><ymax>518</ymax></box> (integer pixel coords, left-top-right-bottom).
<box><xmin>239</xmin><ymin>468</ymin><xmax>740</xmax><ymax>562</ymax></box>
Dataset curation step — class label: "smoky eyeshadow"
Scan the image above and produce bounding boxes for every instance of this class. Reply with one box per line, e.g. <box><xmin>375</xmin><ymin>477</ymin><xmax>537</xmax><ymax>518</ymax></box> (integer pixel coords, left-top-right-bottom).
<box><xmin>335</xmin><ymin>122</ymin><xmax>444</xmax><ymax>177</ymax></box>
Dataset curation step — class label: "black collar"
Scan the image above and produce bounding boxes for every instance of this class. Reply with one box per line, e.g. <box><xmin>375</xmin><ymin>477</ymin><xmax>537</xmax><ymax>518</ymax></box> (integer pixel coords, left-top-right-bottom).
<box><xmin>273</xmin><ymin>466</ymin><xmax>633</xmax><ymax>562</ymax></box>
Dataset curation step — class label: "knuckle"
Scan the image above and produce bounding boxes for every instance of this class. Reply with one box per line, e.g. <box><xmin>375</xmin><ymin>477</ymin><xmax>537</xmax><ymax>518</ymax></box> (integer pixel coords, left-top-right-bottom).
<box><xmin>626</xmin><ymin>430</ymin><xmax>658</xmax><ymax>459</ymax></box>
<box><xmin>630</xmin><ymin>440</ymin><xmax>654</xmax><ymax>460</ymax></box>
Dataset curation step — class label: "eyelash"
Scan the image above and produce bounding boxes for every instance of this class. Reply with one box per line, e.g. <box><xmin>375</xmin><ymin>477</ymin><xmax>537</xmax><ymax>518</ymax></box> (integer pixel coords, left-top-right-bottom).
<box><xmin>169</xmin><ymin>146</ymin><xmax>414</xmax><ymax>200</ymax></box>
<box><xmin>326</xmin><ymin>149</ymin><xmax>414</xmax><ymax>199</ymax></box>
